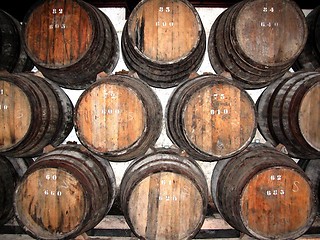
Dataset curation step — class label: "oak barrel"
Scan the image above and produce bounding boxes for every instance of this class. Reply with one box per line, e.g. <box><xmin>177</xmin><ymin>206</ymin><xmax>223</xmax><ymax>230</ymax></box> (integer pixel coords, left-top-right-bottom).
<box><xmin>22</xmin><ymin>0</ymin><xmax>119</xmax><ymax>89</ymax></box>
<box><xmin>293</xmin><ymin>6</ymin><xmax>320</xmax><ymax>71</ymax></box>
<box><xmin>0</xmin><ymin>156</ymin><xmax>32</xmax><ymax>226</ymax></box>
<box><xmin>74</xmin><ymin>74</ymin><xmax>162</xmax><ymax>161</ymax></box>
<box><xmin>120</xmin><ymin>149</ymin><xmax>208</xmax><ymax>240</ymax></box>
<box><xmin>298</xmin><ymin>159</ymin><xmax>320</xmax><ymax>215</ymax></box>
<box><xmin>211</xmin><ymin>143</ymin><xmax>317</xmax><ymax>240</ymax></box>
<box><xmin>14</xmin><ymin>144</ymin><xmax>116</xmax><ymax>240</ymax></box>
<box><xmin>0</xmin><ymin>10</ymin><xmax>33</xmax><ymax>73</ymax></box>
<box><xmin>121</xmin><ymin>0</ymin><xmax>206</xmax><ymax>88</ymax></box>
<box><xmin>166</xmin><ymin>74</ymin><xmax>256</xmax><ymax>161</ymax></box>
<box><xmin>257</xmin><ymin>71</ymin><xmax>320</xmax><ymax>159</ymax></box>
<box><xmin>208</xmin><ymin>0</ymin><xmax>307</xmax><ymax>89</ymax></box>
<box><xmin>0</xmin><ymin>72</ymin><xmax>74</xmax><ymax>157</ymax></box>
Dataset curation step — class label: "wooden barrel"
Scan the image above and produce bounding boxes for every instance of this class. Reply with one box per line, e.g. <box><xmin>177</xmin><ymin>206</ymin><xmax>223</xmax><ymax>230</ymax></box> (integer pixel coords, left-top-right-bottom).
<box><xmin>0</xmin><ymin>72</ymin><xmax>74</xmax><ymax>157</ymax></box>
<box><xmin>121</xmin><ymin>0</ymin><xmax>206</xmax><ymax>88</ymax></box>
<box><xmin>120</xmin><ymin>149</ymin><xmax>208</xmax><ymax>239</ymax></box>
<box><xmin>74</xmin><ymin>74</ymin><xmax>162</xmax><ymax>161</ymax></box>
<box><xmin>257</xmin><ymin>71</ymin><xmax>320</xmax><ymax>159</ymax></box>
<box><xmin>14</xmin><ymin>144</ymin><xmax>116</xmax><ymax>240</ymax></box>
<box><xmin>293</xmin><ymin>6</ymin><xmax>320</xmax><ymax>71</ymax></box>
<box><xmin>22</xmin><ymin>0</ymin><xmax>119</xmax><ymax>89</ymax></box>
<box><xmin>298</xmin><ymin>159</ymin><xmax>320</xmax><ymax>215</ymax></box>
<box><xmin>0</xmin><ymin>10</ymin><xmax>33</xmax><ymax>73</ymax></box>
<box><xmin>208</xmin><ymin>0</ymin><xmax>307</xmax><ymax>89</ymax></box>
<box><xmin>0</xmin><ymin>156</ymin><xmax>32</xmax><ymax>226</ymax></box>
<box><xmin>211</xmin><ymin>143</ymin><xmax>317</xmax><ymax>240</ymax></box>
<box><xmin>166</xmin><ymin>74</ymin><xmax>256</xmax><ymax>161</ymax></box>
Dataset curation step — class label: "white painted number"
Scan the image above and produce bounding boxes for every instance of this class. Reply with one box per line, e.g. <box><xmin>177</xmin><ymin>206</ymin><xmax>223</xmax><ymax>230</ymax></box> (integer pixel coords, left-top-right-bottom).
<box><xmin>266</xmin><ymin>189</ymin><xmax>285</xmax><ymax>196</ymax></box>
<box><xmin>52</xmin><ymin>8</ymin><xmax>63</xmax><ymax>14</ymax></box>
<box><xmin>260</xmin><ymin>22</ymin><xmax>279</xmax><ymax>27</ymax></box>
<box><xmin>44</xmin><ymin>190</ymin><xmax>62</xmax><ymax>196</ymax></box>
<box><xmin>159</xmin><ymin>7</ymin><xmax>170</xmax><ymax>12</ymax></box>
<box><xmin>270</xmin><ymin>175</ymin><xmax>282</xmax><ymax>181</ymax></box>
<box><xmin>156</xmin><ymin>21</ymin><xmax>174</xmax><ymax>27</ymax></box>
<box><xmin>263</xmin><ymin>7</ymin><xmax>274</xmax><ymax>12</ymax></box>
<box><xmin>210</xmin><ymin>109</ymin><xmax>229</xmax><ymax>115</ymax></box>
<box><xmin>0</xmin><ymin>105</ymin><xmax>8</xmax><ymax>110</ymax></box>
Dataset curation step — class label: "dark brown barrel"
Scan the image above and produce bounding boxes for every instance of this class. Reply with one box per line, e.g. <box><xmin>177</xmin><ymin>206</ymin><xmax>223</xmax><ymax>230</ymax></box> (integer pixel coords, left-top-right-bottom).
<box><xmin>22</xmin><ymin>0</ymin><xmax>119</xmax><ymax>89</ymax></box>
<box><xmin>74</xmin><ymin>74</ymin><xmax>162</xmax><ymax>161</ymax></box>
<box><xmin>14</xmin><ymin>144</ymin><xmax>116</xmax><ymax>240</ymax></box>
<box><xmin>257</xmin><ymin>71</ymin><xmax>320</xmax><ymax>159</ymax></box>
<box><xmin>0</xmin><ymin>10</ymin><xmax>33</xmax><ymax>73</ymax></box>
<box><xmin>0</xmin><ymin>72</ymin><xmax>74</xmax><ymax>157</ymax></box>
<box><xmin>121</xmin><ymin>0</ymin><xmax>206</xmax><ymax>88</ymax></box>
<box><xmin>120</xmin><ymin>149</ymin><xmax>208</xmax><ymax>239</ymax></box>
<box><xmin>298</xmin><ymin>159</ymin><xmax>320</xmax><ymax>215</ymax></box>
<box><xmin>293</xmin><ymin>6</ymin><xmax>320</xmax><ymax>71</ymax></box>
<box><xmin>211</xmin><ymin>143</ymin><xmax>317</xmax><ymax>240</ymax></box>
<box><xmin>208</xmin><ymin>0</ymin><xmax>307</xmax><ymax>89</ymax></box>
<box><xmin>166</xmin><ymin>74</ymin><xmax>256</xmax><ymax>161</ymax></box>
<box><xmin>0</xmin><ymin>156</ymin><xmax>33</xmax><ymax>226</ymax></box>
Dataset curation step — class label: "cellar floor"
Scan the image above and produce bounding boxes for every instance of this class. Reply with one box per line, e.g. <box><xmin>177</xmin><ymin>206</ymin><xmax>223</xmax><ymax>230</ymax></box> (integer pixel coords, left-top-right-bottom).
<box><xmin>0</xmin><ymin>215</ymin><xmax>319</xmax><ymax>240</ymax></box>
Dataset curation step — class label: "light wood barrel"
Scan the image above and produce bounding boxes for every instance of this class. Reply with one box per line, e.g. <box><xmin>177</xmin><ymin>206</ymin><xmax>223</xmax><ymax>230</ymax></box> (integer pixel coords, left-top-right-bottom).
<box><xmin>0</xmin><ymin>10</ymin><xmax>33</xmax><ymax>73</ymax></box>
<box><xmin>0</xmin><ymin>156</ymin><xmax>32</xmax><ymax>226</ymax></box>
<box><xmin>208</xmin><ymin>0</ymin><xmax>307</xmax><ymax>89</ymax></box>
<box><xmin>120</xmin><ymin>149</ymin><xmax>208</xmax><ymax>239</ymax></box>
<box><xmin>166</xmin><ymin>74</ymin><xmax>256</xmax><ymax>161</ymax></box>
<box><xmin>122</xmin><ymin>0</ymin><xmax>206</xmax><ymax>88</ymax></box>
<box><xmin>0</xmin><ymin>72</ymin><xmax>74</xmax><ymax>157</ymax></box>
<box><xmin>257</xmin><ymin>71</ymin><xmax>320</xmax><ymax>159</ymax></box>
<box><xmin>14</xmin><ymin>144</ymin><xmax>116</xmax><ymax>240</ymax></box>
<box><xmin>74</xmin><ymin>74</ymin><xmax>162</xmax><ymax>161</ymax></box>
<box><xmin>211</xmin><ymin>143</ymin><xmax>317</xmax><ymax>240</ymax></box>
<box><xmin>22</xmin><ymin>0</ymin><xmax>119</xmax><ymax>89</ymax></box>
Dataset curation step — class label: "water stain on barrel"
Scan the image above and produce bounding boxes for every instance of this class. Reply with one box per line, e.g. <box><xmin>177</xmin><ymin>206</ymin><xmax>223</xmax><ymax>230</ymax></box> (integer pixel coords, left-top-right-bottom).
<box><xmin>120</xmin><ymin>149</ymin><xmax>208</xmax><ymax>240</ymax></box>
<box><xmin>122</xmin><ymin>0</ymin><xmax>206</xmax><ymax>88</ymax></box>
<box><xmin>166</xmin><ymin>74</ymin><xmax>256</xmax><ymax>161</ymax></box>
<box><xmin>74</xmin><ymin>74</ymin><xmax>162</xmax><ymax>161</ymax></box>
<box><xmin>211</xmin><ymin>143</ymin><xmax>317</xmax><ymax>240</ymax></box>
<box><xmin>208</xmin><ymin>0</ymin><xmax>307</xmax><ymax>89</ymax></box>
<box><xmin>14</xmin><ymin>144</ymin><xmax>116</xmax><ymax>240</ymax></box>
<box><xmin>22</xmin><ymin>0</ymin><xmax>119</xmax><ymax>89</ymax></box>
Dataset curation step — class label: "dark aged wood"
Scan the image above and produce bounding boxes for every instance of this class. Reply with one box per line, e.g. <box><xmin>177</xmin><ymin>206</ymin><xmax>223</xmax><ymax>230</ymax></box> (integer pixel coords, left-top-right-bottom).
<box><xmin>0</xmin><ymin>72</ymin><xmax>73</xmax><ymax>157</ymax></box>
<box><xmin>257</xmin><ymin>71</ymin><xmax>320</xmax><ymax>159</ymax></box>
<box><xmin>166</xmin><ymin>74</ymin><xmax>256</xmax><ymax>161</ymax></box>
<box><xmin>74</xmin><ymin>73</ymin><xmax>162</xmax><ymax>161</ymax></box>
<box><xmin>208</xmin><ymin>0</ymin><xmax>308</xmax><ymax>89</ymax></box>
<box><xmin>293</xmin><ymin>6</ymin><xmax>320</xmax><ymax>71</ymax></box>
<box><xmin>14</xmin><ymin>144</ymin><xmax>116</xmax><ymax>240</ymax></box>
<box><xmin>121</xmin><ymin>0</ymin><xmax>206</xmax><ymax>88</ymax></box>
<box><xmin>120</xmin><ymin>149</ymin><xmax>208</xmax><ymax>240</ymax></box>
<box><xmin>0</xmin><ymin>156</ymin><xmax>32</xmax><ymax>227</ymax></box>
<box><xmin>0</xmin><ymin>10</ymin><xmax>33</xmax><ymax>73</ymax></box>
<box><xmin>298</xmin><ymin>159</ymin><xmax>320</xmax><ymax>216</ymax></box>
<box><xmin>211</xmin><ymin>143</ymin><xmax>318</xmax><ymax>240</ymax></box>
<box><xmin>22</xmin><ymin>0</ymin><xmax>119</xmax><ymax>89</ymax></box>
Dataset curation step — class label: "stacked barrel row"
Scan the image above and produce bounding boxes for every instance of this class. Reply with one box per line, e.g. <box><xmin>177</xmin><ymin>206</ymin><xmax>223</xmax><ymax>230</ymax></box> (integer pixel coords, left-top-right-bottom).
<box><xmin>0</xmin><ymin>0</ymin><xmax>319</xmax><ymax>239</ymax></box>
